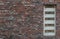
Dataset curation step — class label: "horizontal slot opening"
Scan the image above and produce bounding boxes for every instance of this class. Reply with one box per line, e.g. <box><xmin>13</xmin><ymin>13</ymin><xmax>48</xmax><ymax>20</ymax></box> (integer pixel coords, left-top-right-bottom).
<box><xmin>45</xmin><ymin>18</ymin><xmax>54</xmax><ymax>20</ymax></box>
<box><xmin>45</xmin><ymin>24</ymin><xmax>54</xmax><ymax>26</ymax></box>
<box><xmin>45</xmin><ymin>12</ymin><xmax>54</xmax><ymax>14</ymax></box>
<box><xmin>45</xmin><ymin>30</ymin><xmax>54</xmax><ymax>32</ymax></box>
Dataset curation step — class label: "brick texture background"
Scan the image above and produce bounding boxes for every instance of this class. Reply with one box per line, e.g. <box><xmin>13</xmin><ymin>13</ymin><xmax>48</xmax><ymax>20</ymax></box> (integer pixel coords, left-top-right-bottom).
<box><xmin>0</xmin><ymin>0</ymin><xmax>59</xmax><ymax>39</ymax></box>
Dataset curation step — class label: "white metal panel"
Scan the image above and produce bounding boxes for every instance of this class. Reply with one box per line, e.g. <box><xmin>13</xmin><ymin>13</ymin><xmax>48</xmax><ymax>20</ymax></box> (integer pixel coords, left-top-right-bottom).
<box><xmin>45</xmin><ymin>14</ymin><xmax>55</xmax><ymax>18</ymax></box>
<box><xmin>44</xmin><ymin>32</ymin><xmax>55</xmax><ymax>36</ymax></box>
<box><xmin>44</xmin><ymin>8</ymin><xmax>55</xmax><ymax>12</ymax></box>
<box><xmin>44</xmin><ymin>26</ymin><xmax>55</xmax><ymax>30</ymax></box>
<box><xmin>43</xmin><ymin>6</ymin><xmax>56</xmax><ymax>36</ymax></box>
<box><xmin>45</xmin><ymin>20</ymin><xmax>55</xmax><ymax>24</ymax></box>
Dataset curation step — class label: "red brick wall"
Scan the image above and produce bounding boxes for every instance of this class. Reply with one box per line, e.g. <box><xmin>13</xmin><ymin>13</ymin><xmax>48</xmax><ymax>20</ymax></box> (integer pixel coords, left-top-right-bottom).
<box><xmin>0</xmin><ymin>0</ymin><xmax>59</xmax><ymax>39</ymax></box>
